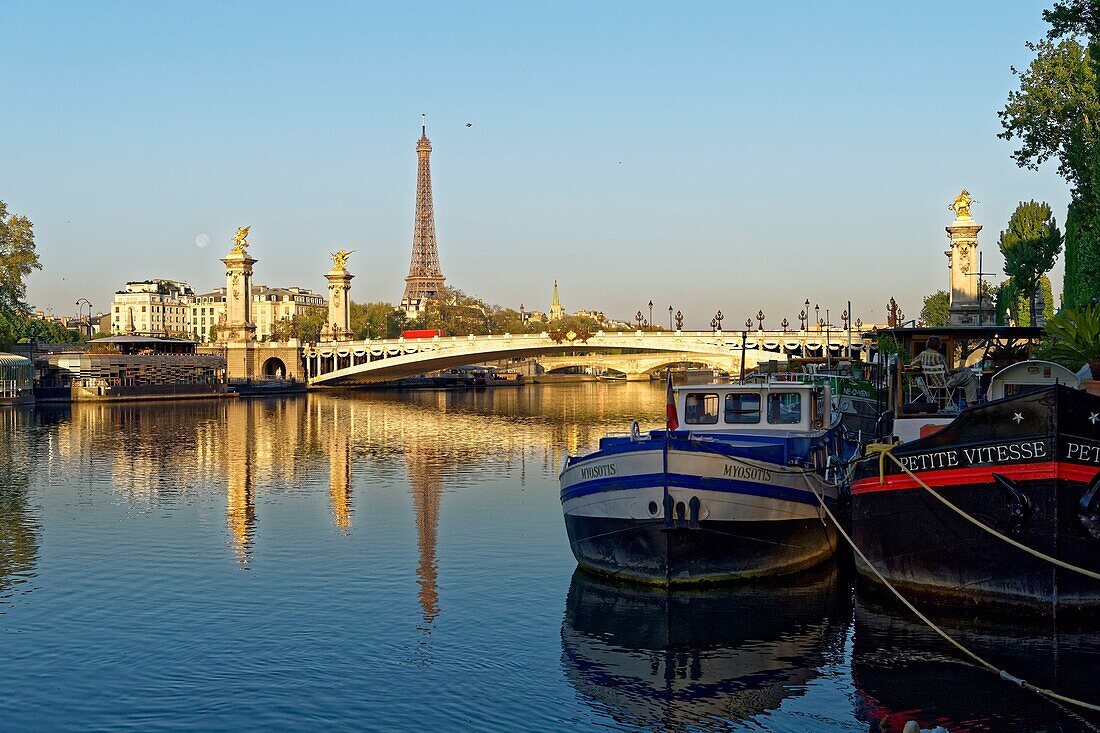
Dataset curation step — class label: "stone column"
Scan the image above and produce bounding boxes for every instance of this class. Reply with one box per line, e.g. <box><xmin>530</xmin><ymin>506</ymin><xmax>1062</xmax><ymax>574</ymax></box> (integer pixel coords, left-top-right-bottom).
<box><xmin>946</xmin><ymin>208</ymin><xmax>982</xmax><ymax>326</ymax></box>
<box><xmin>218</xmin><ymin>247</ymin><xmax>257</xmax><ymax>343</ymax></box>
<box><xmin>322</xmin><ymin>257</ymin><xmax>354</xmax><ymax>342</ymax></box>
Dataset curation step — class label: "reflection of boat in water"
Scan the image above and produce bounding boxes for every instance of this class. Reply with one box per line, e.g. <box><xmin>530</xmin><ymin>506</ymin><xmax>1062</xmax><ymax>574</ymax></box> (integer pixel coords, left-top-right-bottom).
<box><xmin>852</xmin><ymin>594</ymin><xmax>1100</xmax><ymax>731</ymax></box>
<box><xmin>561</xmin><ymin>566</ymin><xmax>849</xmax><ymax>730</ymax></box>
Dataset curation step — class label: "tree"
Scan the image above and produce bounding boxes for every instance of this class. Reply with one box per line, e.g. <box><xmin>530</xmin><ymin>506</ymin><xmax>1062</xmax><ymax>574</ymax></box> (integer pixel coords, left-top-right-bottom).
<box><xmin>998</xmin><ymin>201</ymin><xmax>1063</xmax><ymax>322</ymax></box>
<box><xmin>1041</xmin><ymin>302</ymin><xmax>1100</xmax><ymax>378</ymax></box>
<box><xmin>269</xmin><ymin>316</ymin><xmax>296</xmax><ymax>342</ymax></box>
<box><xmin>1000</xmin><ymin>5</ymin><xmax>1100</xmax><ymax>308</ymax></box>
<box><xmin>408</xmin><ymin>287</ymin><xmax>497</xmax><ymax>336</ymax></box>
<box><xmin>919</xmin><ymin>290</ymin><xmax>950</xmax><ymax>327</ymax></box>
<box><xmin>349</xmin><ymin>301</ymin><xmax>408</xmax><ymax>339</ymax></box>
<box><xmin>295</xmin><ymin>310</ymin><xmax>326</xmax><ymax>342</ymax></box>
<box><xmin>997</xmin><ymin>274</ymin><xmax>1058</xmax><ymax>326</ymax></box>
<box><xmin>0</xmin><ymin>201</ymin><xmax>40</xmax><ymax>316</ymax></box>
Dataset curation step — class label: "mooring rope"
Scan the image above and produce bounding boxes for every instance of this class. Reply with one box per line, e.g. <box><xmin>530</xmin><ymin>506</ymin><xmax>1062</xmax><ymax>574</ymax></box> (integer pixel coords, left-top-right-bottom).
<box><xmin>807</xmin><ymin>481</ymin><xmax>1100</xmax><ymax>714</ymax></box>
<box><xmin>874</xmin><ymin>446</ymin><xmax>1100</xmax><ymax>582</ymax></box>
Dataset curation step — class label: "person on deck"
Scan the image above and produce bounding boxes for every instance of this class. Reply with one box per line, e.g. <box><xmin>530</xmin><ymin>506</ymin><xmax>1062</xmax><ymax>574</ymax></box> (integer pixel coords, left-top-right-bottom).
<box><xmin>911</xmin><ymin>336</ymin><xmax>979</xmax><ymax>406</ymax></box>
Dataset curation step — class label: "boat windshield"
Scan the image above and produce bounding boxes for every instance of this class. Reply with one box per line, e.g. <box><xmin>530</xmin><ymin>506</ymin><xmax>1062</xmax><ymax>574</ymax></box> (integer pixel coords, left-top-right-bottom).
<box><xmin>724</xmin><ymin>393</ymin><xmax>760</xmax><ymax>424</ymax></box>
<box><xmin>684</xmin><ymin>393</ymin><xmax>719</xmax><ymax>425</ymax></box>
<box><xmin>767</xmin><ymin>393</ymin><xmax>801</xmax><ymax>424</ymax></box>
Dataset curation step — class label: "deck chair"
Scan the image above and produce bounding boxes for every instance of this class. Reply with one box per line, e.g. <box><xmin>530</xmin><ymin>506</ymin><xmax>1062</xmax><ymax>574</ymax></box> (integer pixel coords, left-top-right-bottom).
<box><xmin>919</xmin><ymin>364</ymin><xmax>962</xmax><ymax>413</ymax></box>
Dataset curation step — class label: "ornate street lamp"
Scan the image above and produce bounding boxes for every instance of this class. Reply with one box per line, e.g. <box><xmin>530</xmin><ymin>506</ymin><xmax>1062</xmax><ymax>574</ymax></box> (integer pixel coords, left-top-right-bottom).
<box><xmin>675</xmin><ymin>310</ymin><xmax>683</xmax><ymax>330</ymax></box>
<box><xmin>710</xmin><ymin>317</ymin><xmax>718</xmax><ymax>332</ymax></box>
<box><xmin>756</xmin><ymin>309</ymin><xmax>765</xmax><ymax>330</ymax></box>
<box><xmin>648</xmin><ymin>300</ymin><xmax>653</xmax><ymax>330</ymax></box>
<box><xmin>76</xmin><ymin>298</ymin><xmax>92</xmax><ymax>339</ymax></box>
<box><xmin>814</xmin><ymin>303</ymin><xmax>820</xmax><ymax>330</ymax></box>
<box><xmin>841</xmin><ymin>309</ymin><xmax>849</xmax><ymax>329</ymax></box>
<box><xmin>798</xmin><ymin>309</ymin><xmax>806</xmax><ymax>330</ymax></box>
<box><xmin>781</xmin><ymin>318</ymin><xmax>789</xmax><ymax>332</ymax></box>
<box><xmin>855</xmin><ymin>317</ymin><xmax>863</xmax><ymax>330</ymax></box>
<box><xmin>715</xmin><ymin>310</ymin><xmax>724</xmax><ymax>330</ymax></box>
<box><xmin>520</xmin><ymin>303</ymin><xmax>525</xmax><ymax>326</ymax></box>
<box><xmin>636</xmin><ymin>310</ymin><xmax>644</xmax><ymax>329</ymax></box>
<box><xmin>668</xmin><ymin>305</ymin><xmax>673</xmax><ymax>331</ymax></box>
<box><xmin>744</xmin><ymin>318</ymin><xmax>752</xmax><ymax>330</ymax></box>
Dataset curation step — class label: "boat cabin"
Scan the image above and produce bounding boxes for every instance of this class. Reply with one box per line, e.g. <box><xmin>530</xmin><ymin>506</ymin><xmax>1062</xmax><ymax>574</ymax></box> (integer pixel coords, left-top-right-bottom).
<box><xmin>864</xmin><ymin>325</ymin><xmax>1047</xmax><ymax>442</ymax></box>
<box><xmin>986</xmin><ymin>360</ymin><xmax>1080</xmax><ymax>401</ymax></box>
<box><xmin>675</xmin><ymin>381</ymin><xmax>833</xmax><ymax>434</ymax></box>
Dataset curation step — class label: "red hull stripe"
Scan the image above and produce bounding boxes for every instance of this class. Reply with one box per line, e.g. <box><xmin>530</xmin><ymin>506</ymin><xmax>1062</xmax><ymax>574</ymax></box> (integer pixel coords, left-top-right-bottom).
<box><xmin>851</xmin><ymin>461</ymin><xmax>1100</xmax><ymax>494</ymax></box>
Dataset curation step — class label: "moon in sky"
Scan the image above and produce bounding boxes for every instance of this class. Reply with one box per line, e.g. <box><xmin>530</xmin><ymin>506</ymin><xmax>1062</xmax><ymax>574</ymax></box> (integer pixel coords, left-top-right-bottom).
<box><xmin>195</xmin><ymin>233</ymin><xmax>209</xmax><ymax>248</ymax></box>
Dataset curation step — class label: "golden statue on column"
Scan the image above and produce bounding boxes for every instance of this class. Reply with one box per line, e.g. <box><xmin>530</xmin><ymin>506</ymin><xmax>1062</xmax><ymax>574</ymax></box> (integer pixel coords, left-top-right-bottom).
<box><xmin>230</xmin><ymin>226</ymin><xmax>252</xmax><ymax>255</ymax></box>
<box><xmin>331</xmin><ymin>249</ymin><xmax>355</xmax><ymax>272</ymax></box>
<box><xmin>949</xmin><ymin>190</ymin><xmax>975</xmax><ymax>219</ymax></box>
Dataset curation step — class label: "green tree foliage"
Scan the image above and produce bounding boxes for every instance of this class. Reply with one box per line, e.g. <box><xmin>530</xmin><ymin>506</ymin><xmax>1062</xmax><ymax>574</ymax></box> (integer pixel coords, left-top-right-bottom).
<box><xmin>0</xmin><ymin>201</ymin><xmax>40</xmax><ymax>316</ymax></box>
<box><xmin>919</xmin><ymin>290</ymin><xmax>950</xmax><ymax>327</ymax></box>
<box><xmin>998</xmin><ymin>200</ymin><xmax>1063</xmax><ymax>321</ymax></box>
<box><xmin>407</xmin><ymin>288</ymin><xmax>497</xmax><ymax>336</ymax></box>
<box><xmin>996</xmin><ymin>279</ymin><xmax>1021</xmax><ymax>325</ymax></box>
<box><xmin>1041</xmin><ymin>302</ymin><xmax>1100</xmax><ymax>377</ymax></box>
<box><xmin>1065</xmin><ymin>196</ymin><xmax>1100</xmax><ymax>307</ymax></box>
<box><xmin>349</xmin><ymin>301</ymin><xmax>408</xmax><ymax>339</ymax></box>
<box><xmin>268</xmin><ymin>317</ymin><xmax>296</xmax><ymax>342</ymax></box>
<box><xmin>543</xmin><ymin>313</ymin><xmax>605</xmax><ymax>335</ymax></box>
<box><xmin>295</xmin><ymin>310</ymin><xmax>326</xmax><ymax>342</ymax></box>
<box><xmin>1001</xmin><ymin>4</ymin><xmax>1100</xmax><ymax>307</ymax></box>
<box><xmin>996</xmin><ymin>274</ymin><xmax>1057</xmax><ymax>326</ymax></box>
<box><xmin>0</xmin><ymin>313</ymin><xmax>78</xmax><ymax>350</ymax></box>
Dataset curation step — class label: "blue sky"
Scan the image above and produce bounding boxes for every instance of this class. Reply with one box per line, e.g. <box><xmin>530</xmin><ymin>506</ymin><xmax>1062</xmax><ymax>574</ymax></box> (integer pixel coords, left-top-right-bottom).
<box><xmin>2</xmin><ymin>0</ymin><xmax>1071</xmax><ymax>328</ymax></box>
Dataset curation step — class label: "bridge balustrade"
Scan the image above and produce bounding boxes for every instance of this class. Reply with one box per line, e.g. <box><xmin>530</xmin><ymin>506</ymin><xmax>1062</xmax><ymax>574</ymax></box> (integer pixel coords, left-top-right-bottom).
<box><xmin>302</xmin><ymin>329</ymin><xmax>868</xmax><ymax>386</ymax></box>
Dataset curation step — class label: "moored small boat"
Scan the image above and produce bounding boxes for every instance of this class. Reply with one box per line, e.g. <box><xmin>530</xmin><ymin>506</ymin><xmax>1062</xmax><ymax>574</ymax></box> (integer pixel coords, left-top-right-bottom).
<box><xmin>849</xmin><ymin>325</ymin><xmax>1100</xmax><ymax>616</ymax></box>
<box><xmin>560</xmin><ymin>379</ymin><xmax>851</xmax><ymax>584</ymax></box>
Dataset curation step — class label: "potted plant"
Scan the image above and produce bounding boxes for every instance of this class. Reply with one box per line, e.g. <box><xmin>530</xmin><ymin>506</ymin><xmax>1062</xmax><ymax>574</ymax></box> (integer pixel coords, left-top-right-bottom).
<box><xmin>1042</xmin><ymin>304</ymin><xmax>1100</xmax><ymax>394</ymax></box>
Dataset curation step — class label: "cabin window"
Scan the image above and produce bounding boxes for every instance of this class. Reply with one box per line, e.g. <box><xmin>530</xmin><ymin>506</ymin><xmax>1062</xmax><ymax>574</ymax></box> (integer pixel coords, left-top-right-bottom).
<box><xmin>724</xmin><ymin>393</ymin><xmax>760</xmax><ymax>424</ymax></box>
<box><xmin>684</xmin><ymin>393</ymin><xmax>719</xmax><ymax>425</ymax></box>
<box><xmin>767</xmin><ymin>392</ymin><xmax>802</xmax><ymax>424</ymax></box>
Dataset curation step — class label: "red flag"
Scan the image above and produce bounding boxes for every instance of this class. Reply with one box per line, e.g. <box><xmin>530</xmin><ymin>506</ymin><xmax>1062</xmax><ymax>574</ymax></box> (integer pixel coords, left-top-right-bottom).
<box><xmin>666</xmin><ymin>371</ymin><xmax>678</xmax><ymax>431</ymax></box>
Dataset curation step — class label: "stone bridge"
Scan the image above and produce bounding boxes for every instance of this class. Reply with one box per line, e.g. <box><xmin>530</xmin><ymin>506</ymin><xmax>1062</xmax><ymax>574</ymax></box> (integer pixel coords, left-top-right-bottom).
<box><xmin>305</xmin><ymin>330</ymin><xmax>866</xmax><ymax>387</ymax></box>
<box><xmin>534</xmin><ymin>352</ymin><xmax>745</xmax><ymax>380</ymax></box>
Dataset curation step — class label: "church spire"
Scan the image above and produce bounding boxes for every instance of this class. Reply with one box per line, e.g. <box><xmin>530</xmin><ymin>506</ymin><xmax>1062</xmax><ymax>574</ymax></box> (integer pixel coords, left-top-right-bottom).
<box><xmin>549</xmin><ymin>279</ymin><xmax>564</xmax><ymax>322</ymax></box>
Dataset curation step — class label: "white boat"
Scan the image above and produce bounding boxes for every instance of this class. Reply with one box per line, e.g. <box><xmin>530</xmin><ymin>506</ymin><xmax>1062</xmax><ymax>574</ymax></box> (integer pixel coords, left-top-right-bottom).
<box><xmin>559</xmin><ymin>380</ymin><xmax>848</xmax><ymax>584</ymax></box>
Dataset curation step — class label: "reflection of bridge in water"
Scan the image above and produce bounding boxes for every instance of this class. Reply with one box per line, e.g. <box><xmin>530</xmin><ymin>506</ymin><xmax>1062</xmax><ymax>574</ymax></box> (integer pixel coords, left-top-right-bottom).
<box><xmin>21</xmin><ymin>386</ymin><xmax>667</xmax><ymax>628</ymax></box>
<box><xmin>306</xmin><ymin>330</ymin><xmax>867</xmax><ymax>386</ymax></box>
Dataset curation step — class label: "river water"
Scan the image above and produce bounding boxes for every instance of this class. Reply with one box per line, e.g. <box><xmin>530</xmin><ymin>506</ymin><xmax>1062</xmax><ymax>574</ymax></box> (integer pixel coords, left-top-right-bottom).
<box><xmin>2</xmin><ymin>383</ymin><xmax>1099</xmax><ymax>731</ymax></box>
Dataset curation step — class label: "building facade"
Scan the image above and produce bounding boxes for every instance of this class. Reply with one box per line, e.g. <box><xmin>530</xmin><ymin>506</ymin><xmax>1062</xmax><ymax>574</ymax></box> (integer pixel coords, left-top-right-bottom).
<box><xmin>110</xmin><ymin>280</ymin><xmax>195</xmax><ymax>337</ymax></box>
<box><xmin>112</xmin><ymin>279</ymin><xmax>324</xmax><ymax>343</ymax></box>
<box><xmin>189</xmin><ymin>289</ymin><xmax>227</xmax><ymax>342</ymax></box>
<box><xmin>252</xmin><ymin>286</ymin><xmax>326</xmax><ymax>341</ymax></box>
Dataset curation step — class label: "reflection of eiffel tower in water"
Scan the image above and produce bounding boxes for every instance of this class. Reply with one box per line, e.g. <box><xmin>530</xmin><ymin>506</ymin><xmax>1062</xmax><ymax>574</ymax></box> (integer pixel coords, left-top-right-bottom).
<box><xmin>405</xmin><ymin>450</ymin><xmax>442</xmax><ymax>628</ymax></box>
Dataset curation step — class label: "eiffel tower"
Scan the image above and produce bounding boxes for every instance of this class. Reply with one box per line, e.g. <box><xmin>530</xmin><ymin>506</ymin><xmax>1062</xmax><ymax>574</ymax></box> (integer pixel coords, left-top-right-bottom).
<box><xmin>401</xmin><ymin>115</ymin><xmax>446</xmax><ymax>315</ymax></box>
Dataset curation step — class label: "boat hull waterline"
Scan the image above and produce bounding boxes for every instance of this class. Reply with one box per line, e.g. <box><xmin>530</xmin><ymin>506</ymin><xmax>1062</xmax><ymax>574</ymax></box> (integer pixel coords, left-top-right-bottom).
<box><xmin>851</xmin><ymin>385</ymin><xmax>1100</xmax><ymax>614</ymax></box>
<box><xmin>561</xmin><ymin>441</ymin><xmax>840</xmax><ymax>584</ymax></box>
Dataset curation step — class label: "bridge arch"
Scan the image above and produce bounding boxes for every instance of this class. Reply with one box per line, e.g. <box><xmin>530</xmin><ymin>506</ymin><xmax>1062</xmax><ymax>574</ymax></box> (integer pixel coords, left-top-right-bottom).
<box><xmin>305</xmin><ymin>331</ymin><xmax>865</xmax><ymax>387</ymax></box>
<box><xmin>262</xmin><ymin>357</ymin><xmax>286</xmax><ymax>378</ymax></box>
